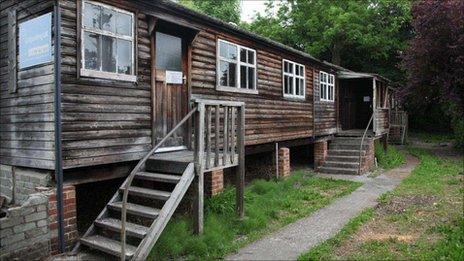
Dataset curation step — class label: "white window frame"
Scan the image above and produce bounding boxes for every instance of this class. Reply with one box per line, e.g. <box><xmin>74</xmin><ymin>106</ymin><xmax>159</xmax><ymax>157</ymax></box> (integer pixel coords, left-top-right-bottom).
<box><xmin>282</xmin><ymin>59</ymin><xmax>305</xmax><ymax>99</ymax></box>
<box><xmin>320</xmin><ymin>71</ymin><xmax>335</xmax><ymax>102</ymax></box>
<box><xmin>216</xmin><ymin>39</ymin><xmax>258</xmax><ymax>94</ymax></box>
<box><xmin>80</xmin><ymin>0</ymin><xmax>136</xmax><ymax>82</ymax></box>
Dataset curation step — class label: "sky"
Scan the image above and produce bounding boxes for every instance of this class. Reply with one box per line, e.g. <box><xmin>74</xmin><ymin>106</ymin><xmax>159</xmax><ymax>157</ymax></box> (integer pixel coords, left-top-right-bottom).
<box><xmin>240</xmin><ymin>0</ymin><xmax>271</xmax><ymax>22</ymax></box>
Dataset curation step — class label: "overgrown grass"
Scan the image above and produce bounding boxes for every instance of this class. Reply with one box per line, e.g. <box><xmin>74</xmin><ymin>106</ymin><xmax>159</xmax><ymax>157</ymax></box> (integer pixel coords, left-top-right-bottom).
<box><xmin>374</xmin><ymin>142</ymin><xmax>406</xmax><ymax>170</ymax></box>
<box><xmin>299</xmin><ymin>147</ymin><xmax>464</xmax><ymax>260</ymax></box>
<box><xmin>149</xmin><ymin>171</ymin><xmax>361</xmax><ymax>260</ymax></box>
<box><xmin>410</xmin><ymin>131</ymin><xmax>455</xmax><ymax>144</ymax></box>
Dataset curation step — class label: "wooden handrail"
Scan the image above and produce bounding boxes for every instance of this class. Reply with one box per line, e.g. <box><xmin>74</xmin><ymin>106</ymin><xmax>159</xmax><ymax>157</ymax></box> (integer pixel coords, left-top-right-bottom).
<box><xmin>358</xmin><ymin>113</ymin><xmax>374</xmax><ymax>175</ymax></box>
<box><xmin>120</xmin><ymin>106</ymin><xmax>198</xmax><ymax>260</ymax></box>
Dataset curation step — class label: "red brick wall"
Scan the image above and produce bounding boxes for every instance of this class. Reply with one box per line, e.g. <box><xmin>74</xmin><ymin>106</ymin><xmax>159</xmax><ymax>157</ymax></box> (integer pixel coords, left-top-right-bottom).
<box><xmin>278</xmin><ymin>147</ymin><xmax>290</xmax><ymax>177</ymax></box>
<box><xmin>360</xmin><ymin>139</ymin><xmax>375</xmax><ymax>173</ymax></box>
<box><xmin>314</xmin><ymin>141</ymin><xmax>328</xmax><ymax>169</ymax></box>
<box><xmin>205</xmin><ymin>169</ymin><xmax>224</xmax><ymax>196</ymax></box>
<box><xmin>48</xmin><ymin>186</ymin><xmax>78</xmax><ymax>254</ymax></box>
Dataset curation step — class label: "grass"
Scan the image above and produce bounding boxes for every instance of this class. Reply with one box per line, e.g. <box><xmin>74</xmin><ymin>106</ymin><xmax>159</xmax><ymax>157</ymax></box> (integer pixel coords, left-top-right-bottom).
<box><xmin>149</xmin><ymin>171</ymin><xmax>361</xmax><ymax>260</ymax></box>
<box><xmin>410</xmin><ymin>131</ymin><xmax>455</xmax><ymax>144</ymax></box>
<box><xmin>299</xmin><ymin>146</ymin><xmax>464</xmax><ymax>260</ymax></box>
<box><xmin>374</xmin><ymin>142</ymin><xmax>406</xmax><ymax>170</ymax></box>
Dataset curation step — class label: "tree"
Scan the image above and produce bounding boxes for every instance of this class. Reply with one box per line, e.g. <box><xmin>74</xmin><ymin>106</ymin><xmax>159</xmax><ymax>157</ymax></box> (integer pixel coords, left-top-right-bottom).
<box><xmin>178</xmin><ymin>0</ymin><xmax>241</xmax><ymax>25</ymax></box>
<box><xmin>246</xmin><ymin>0</ymin><xmax>411</xmax><ymax>82</ymax></box>
<box><xmin>401</xmin><ymin>0</ymin><xmax>464</xmax><ymax>146</ymax></box>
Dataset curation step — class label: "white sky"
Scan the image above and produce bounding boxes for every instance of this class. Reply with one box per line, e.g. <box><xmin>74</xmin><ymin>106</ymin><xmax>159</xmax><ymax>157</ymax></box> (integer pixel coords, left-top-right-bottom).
<box><xmin>240</xmin><ymin>0</ymin><xmax>270</xmax><ymax>22</ymax></box>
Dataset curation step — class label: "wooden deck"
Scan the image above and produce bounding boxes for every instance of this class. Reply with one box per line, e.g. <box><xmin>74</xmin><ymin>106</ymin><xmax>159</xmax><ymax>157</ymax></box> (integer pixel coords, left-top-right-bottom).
<box><xmin>151</xmin><ymin>149</ymin><xmax>239</xmax><ymax>172</ymax></box>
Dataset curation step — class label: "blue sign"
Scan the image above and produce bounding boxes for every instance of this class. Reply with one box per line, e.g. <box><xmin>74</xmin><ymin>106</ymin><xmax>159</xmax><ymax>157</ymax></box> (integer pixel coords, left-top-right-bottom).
<box><xmin>19</xmin><ymin>13</ymin><xmax>53</xmax><ymax>69</ymax></box>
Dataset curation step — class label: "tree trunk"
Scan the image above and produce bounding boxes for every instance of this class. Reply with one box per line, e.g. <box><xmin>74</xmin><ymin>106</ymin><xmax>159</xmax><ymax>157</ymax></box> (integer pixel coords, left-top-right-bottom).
<box><xmin>331</xmin><ymin>42</ymin><xmax>342</xmax><ymax>66</ymax></box>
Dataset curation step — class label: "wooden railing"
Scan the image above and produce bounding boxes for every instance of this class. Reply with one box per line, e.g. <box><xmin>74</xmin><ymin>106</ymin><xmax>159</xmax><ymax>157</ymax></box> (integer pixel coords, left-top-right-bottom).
<box><xmin>358</xmin><ymin>113</ymin><xmax>374</xmax><ymax>175</ymax></box>
<box><xmin>389</xmin><ymin>110</ymin><xmax>408</xmax><ymax>144</ymax></box>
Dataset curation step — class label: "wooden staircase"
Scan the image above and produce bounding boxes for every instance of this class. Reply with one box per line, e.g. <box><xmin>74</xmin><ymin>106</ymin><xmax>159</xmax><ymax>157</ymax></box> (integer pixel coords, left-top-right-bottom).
<box><xmin>77</xmin><ymin>159</ymin><xmax>195</xmax><ymax>259</ymax></box>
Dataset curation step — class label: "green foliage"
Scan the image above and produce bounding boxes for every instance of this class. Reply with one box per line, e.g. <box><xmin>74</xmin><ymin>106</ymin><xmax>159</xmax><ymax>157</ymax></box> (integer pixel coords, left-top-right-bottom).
<box><xmin>374</xmin><ymin>142</ymin><xmax>406</xmax><ymax>170</ymax></box>
<box><xmin>149</xmin><ymin>171</ymin><xmax>360</xmax><ymax>260</ymax></box>
<box><xmin>178</xmin><ymin>0</ymin><xmax>241</xmax><ymax>24</ymax></box>
<box><xmin>246</xmin><ymin>0</ymin><xmax>411</xmax><ymax>82</ymax></box>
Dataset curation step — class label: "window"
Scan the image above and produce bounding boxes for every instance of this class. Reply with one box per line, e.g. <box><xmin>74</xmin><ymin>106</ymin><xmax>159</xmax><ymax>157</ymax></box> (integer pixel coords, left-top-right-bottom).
<box><xmin>217</xmin><ymin>39</ymin><xmax>257</xmax><ymax>93</ymax></box>
<box><xmin>283</xmin><ymin>59</ymin><xmax>305</xmax><ymax>99</ymax></box>
<box><xmin>320</xmin><ymin>71</ymin><xmax>335</xmax><ymax>101</ymax></box>
<box><xmin>81</xmin><ymin>1</ymin><xmax>135</xmax><ymax>81</ymax></box>
<box><xmin>155</xmin><ymin>32</ymin><xmax>182</xmax><ymax>71</ymax></box>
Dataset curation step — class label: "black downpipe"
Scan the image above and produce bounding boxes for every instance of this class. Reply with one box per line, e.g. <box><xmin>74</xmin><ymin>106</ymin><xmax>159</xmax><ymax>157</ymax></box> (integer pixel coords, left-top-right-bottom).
<box><xmin>53</xmin><ymin>0</ymin><xmax>65</xmax><ymax>253</ymax></box>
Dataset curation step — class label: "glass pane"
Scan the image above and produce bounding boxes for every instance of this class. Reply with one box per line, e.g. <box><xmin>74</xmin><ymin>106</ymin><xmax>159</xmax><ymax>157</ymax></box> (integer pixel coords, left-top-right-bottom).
<box><xmin>117</xmin><ymin>39</ymin><xmax>132</xmax><ymax>74</ymax></box>
<box><xmin>116</xmin><ymin>12</ymin><xmax>132</xmax><ymax>36</ymax></box>
<box><xmin>248</xmin><ymin>50</ymin><xmax>254</xmax><ymax>64</ymax></box>
<box><xmin>284</xmin><ymin>75</ymin><xmax>289</xmax><ymax>94</ymax></box>
<box><xmin>321</xmin><ymin>83</ymin><xmax>325</xmax><ymax>99</ymax></box>
<box><xmin>101</xmin><ymin>7</ymin><xmax>116</xmax><ymax>33</ymax></box>
<box><xmin>83</xmin><ymin>3</ymin><xmax>101</xmax><ymax>29</ymax></box>
<box><xmin>289</xmin><ymin>76</ymin><xmax>294</xmax><ymax>94</ymax></box>
<box><xmin>156</xmin><ymin>32</ymin><xmax>182</xmax><ymax>71</ymax></box>
<box><xmin>102</xmin><ymin>35</ymin><xmax>116</xmax><ymax>73</ymax></box>
<box><xmin>83</xmin><ymin>32</ymin><xmax>100</xmax><ymax>70</ymax></box>
<box><xmin>219</xmin><ymin>60</ymin><xmax>229</xmax><ymax>86</ymax></box>
<box><xmin>284</xmin><ymin>61</ymin><xmax>288</xmax><ymax>73</ymax></box>
<box><xmin>240</xmin><ymin>48</ymin><xmax>247</xmax><ymax>63</ymax></box>
<box><xmin>248</xmin><ymin>67</ymin><xmax>255</xmax><ymax>89</ymax></box>
<box><xmin>228</xmin><ymin>43</ymin><xmax>237</xmax><ymax>60</ymax></box>
<box><xmin>299</xmin><ymin>65</ymin><xmax>304</xmax><ymax>76</ymax></box>
<box><xmin>219</xmin><ymin>41</ymin><xmax>228</xmax><ymax>58</ymax></box>
<box><xmin>240</xmin><ymin>65</ymin><xmax>247</xmax><ymax>88</ymax></box>
<box><xmin>300</xmin><ymin>79</ymin><xmax>305</xmax><ymax>95</ymax></box>
<box><xmin>229</xmin><ymin>63</ymin><xmax>236</xmax><ymax>87</ymax></box>
<box><xmin>295</xmin><ymin>77</ymin><xmax>299</xmax><ymax>95</ymax></box>
<box><xmin>288</xmin><ymin>63</ymin><xmax>293</xmax><ymax>74</ymax></box>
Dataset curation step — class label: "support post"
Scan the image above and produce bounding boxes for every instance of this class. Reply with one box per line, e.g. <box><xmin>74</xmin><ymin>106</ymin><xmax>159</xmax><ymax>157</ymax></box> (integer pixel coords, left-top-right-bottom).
<box><xmin>236</xmin><ymin>105</ymin><xmax>245</xmax><ymax>218</ymax></box>
<box><xmin>194</xmin><ymin>103</ymin><xmax>205</xmax><ymax>234</ymax></box>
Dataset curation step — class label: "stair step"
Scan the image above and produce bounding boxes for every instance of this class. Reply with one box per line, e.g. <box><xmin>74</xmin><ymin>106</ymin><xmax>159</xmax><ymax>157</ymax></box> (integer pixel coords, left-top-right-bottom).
<box><xmin>330</xmin><ymin>144</ymin><xmax>369</xmax><ymax>150</ymax></box>
<box><xmin>94</xmin><ymin>218</ymin><xmax>149</xmax><ymax>239</ymax></box>
<box><xmin>326</xmin><ymin>155</ymin><xmax>360</xmax><ymax>162</ymax></box>
<box><xmin>135</xmin><ymin>172</ymin><xmax>181</xmax><ymax>184</ymax></box>
<box><xmin>328</xmin><ymin>149</ymin><xmax>362</xmax><ymax>156</ymax></box>
<box><xmin>120</xmin><ymin>186</ymin><xmax>171</xmax><ymax>201</ymax></box>
<box><xmin>318</xmin><ymin>166</ymin><xmax>359</xmax><ymax>175</ymax></box>
<box><xmin>80</xmin><ymin>235</ymin><xmax>136</xmax><ymax>259</ymax></box>
<box><xmin>146</xmin><ymin>159</ymin><xmax>190</xmax><ymax>174</ymax></box>
<box><xmin>108</xmin><ymin>201</ymin><xmax>160</xmax><ymax>219</ymax></box>
<box><xmin>323</xmin><ymin>161</ymin><xmax>359</xmax><ymax>169</ymax></box>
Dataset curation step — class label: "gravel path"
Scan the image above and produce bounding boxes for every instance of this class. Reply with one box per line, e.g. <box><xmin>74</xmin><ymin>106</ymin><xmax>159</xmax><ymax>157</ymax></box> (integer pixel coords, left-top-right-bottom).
<box><xmin>226</xmin><ymin>154</ymin><xmax>419</xmax><ymax>261</ymax></box>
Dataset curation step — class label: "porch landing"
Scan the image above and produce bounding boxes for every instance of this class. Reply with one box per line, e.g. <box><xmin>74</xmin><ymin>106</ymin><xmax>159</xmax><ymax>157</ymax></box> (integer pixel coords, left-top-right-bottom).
<box><xmin>152</xmin><ymin>150</ymin><xmax>239</xmax><ymax>172</ymax></box>
<box><xmin>337</xmin><ymin>129</ymin><xmax>374</xmax><ymax>137</ymax></box>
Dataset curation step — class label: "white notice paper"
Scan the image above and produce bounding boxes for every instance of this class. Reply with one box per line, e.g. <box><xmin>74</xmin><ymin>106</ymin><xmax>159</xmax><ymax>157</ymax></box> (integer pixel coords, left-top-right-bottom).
<box><xmin>166</xmin><ymin>71</ymin><xmax>183</xmax><ymax>84</ymax></box>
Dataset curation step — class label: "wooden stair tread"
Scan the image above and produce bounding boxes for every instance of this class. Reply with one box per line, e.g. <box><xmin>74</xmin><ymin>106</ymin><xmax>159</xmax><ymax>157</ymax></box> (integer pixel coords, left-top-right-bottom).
<box><xmin>108</xmin><ymin>201</ymin><xmax>160</xmax><ymax>219</ymax></box>
<box><xmin>135</xmin><ymin>171</ymin><xmax>181</xmax><ymax>183</ymax></box>
<box><xmin>120</xmin><ymin>186</ymin><xmax>171</xmax><ymax>200</ymax></box>
<box><xmin>94</xmin><ymin>218</ymin><xmax>149</xmax><ymax>238</ymax></box>
<box><xmin>80</xmin><ymin>235</ymin><xmax>136</xmax><ymax>259</ymax></box>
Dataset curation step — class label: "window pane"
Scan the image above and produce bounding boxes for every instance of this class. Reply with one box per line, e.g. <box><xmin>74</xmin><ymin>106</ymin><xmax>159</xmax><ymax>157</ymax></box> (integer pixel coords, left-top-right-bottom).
<box><xmin>248</xmin><ymin>67</ymin><xmax>255</xmax><ymax>89</ymax></box>
<box><xmin>102</xmin><ymin>35</ymin><xmax>116</xmax><ymax>73</ymax></box>
<box><xmin>219</xmin><ymin>60</ymin><xmax>229</xmax><ymax>86</ymax></box>
<box><xmin>289</xmin><ymin>76</ymin><xmax>294</xmax><ymax>94</ymax></box>
<box><xmin>300</xmin><ymin>79</ymin><xmax>304</xmax><ymax>95</ymax></box>
<box><xmin>117</xmin><ymin>39</ymin><xmax>132</xmax><ymax>74</ymax></box>
<box><xmin>299</xmin><ymin>65</ymin><xmax>304</xmax><ymax>76</ymax></box>
<box><xmin>116</xmin><ymin>12</ymin><xmax>132</xmax><ymax>36</ymax></box>
<box><xmin>240</xmin><ymin>65</ymin><xmax>247</xmax><ymax>88</ymax></box>
<box><xmin>228</xmin><ymin>43</ymin><xmax>237</xmax><ymax>60</ymax></box>
<box><xmin>288</xmin><ymin>63</ymin><xmax>293</xmax><ymax>74</ymax></box>
<box><xmin>83</xmin><ymin>32</ymin><xmax>101</xmax><ymax>70</ymax></box>
<box><xmin>229</xmin><ymin>63</ymin><xmax>236</xmax><ymax>87</ymax></box>
<box><xmin>219</xmin><ymin>41</ymin><xmax>228</xmax><ymax>58</ymax></box>
<box><xmin>240</xmin><ymin>48</ymin><xmax>247</xmax><ymax>63</ymax></box>
<box><xmin>248</xmin><ymin>50</ymin><xmax>254</xmax><ymax>64</ymax></box>
<box><xmin>101</xmin><ymin>7</ymin><xmax>116</xmax><ymax>33</ymax></box>
<box><xmin>295</xmin><ymin>77</ymin><xmax>299</xmax><ymax>95</ymax></box>
<box><xmin>284</xmin><ymin>75</ymin><xmax>289</xmax><ymax>94</ymax></box>
<box><xmin>83</xmin><ymin>3</ymin><xmax>101</xmax><ymax>29</ymax></box>
<box><xmin>284</xmin><ymin>61</ymin><xmax>289</xmax><ymax>73</ymax></box>
<box><xmin>156</xmin><ymin>32</ymin><xmax>182</xmax><ymax>71</ymax></box>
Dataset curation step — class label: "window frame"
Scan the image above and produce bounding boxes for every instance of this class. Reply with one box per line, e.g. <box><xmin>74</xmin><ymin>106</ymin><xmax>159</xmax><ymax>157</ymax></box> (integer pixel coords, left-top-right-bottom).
<box><xmin>319</xmin><ymin>71</ymin><xmax>335</xmax><ymax>102</ymax></box>
<box><xmin>80</xmin><ymin>0</ymin><xmax>136</xmax><ymax>82</ymax></box>
<box><xmin>282</xmin><ymin>59</ymin><xmax>306</xmax><ymax>100</ymax></box>
<box><xmin>216</xmin><ymin>39</ymin><xmax>258</xmax><ymax>94</ymax></box>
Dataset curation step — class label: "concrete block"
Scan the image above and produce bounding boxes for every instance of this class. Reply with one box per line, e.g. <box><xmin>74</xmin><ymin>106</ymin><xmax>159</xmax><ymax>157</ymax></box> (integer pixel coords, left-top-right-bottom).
<box><xmin>13</xmin><ymin>222</ymin><xmax>36</xmax><ymax>233</ymax></box>
<box><xmin>24</xmin><ymin>212</ymin><xmax>47</xmax><ymax>223</ymax></box>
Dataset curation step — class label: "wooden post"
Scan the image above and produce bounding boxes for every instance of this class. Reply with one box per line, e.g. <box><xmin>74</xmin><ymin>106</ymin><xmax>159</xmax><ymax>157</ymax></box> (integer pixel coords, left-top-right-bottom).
<box><xmin>236</xmin><ymin>105</ymin><xmax>245</xmax><ymax>218</ymax></box>
<box><xmin>8</xmin><ymin>9</ymin><xmax>17</xmax><ymax>93</ymax></box>
<box><xmin>194</xmin><ymin>103</ymin><xmax>205</xmax><ymax>234</ymax></box>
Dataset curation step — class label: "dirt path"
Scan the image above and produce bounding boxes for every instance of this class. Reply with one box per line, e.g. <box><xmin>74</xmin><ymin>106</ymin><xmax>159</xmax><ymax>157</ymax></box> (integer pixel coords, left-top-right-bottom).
<box><xmin>226</xmin><ymin>154</ymin><xmax>419</xmax><ymax>261</ymax></box>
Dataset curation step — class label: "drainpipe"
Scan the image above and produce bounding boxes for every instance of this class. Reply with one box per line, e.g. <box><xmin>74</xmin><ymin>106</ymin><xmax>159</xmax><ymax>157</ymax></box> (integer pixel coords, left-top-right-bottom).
<box><xmin>54</xmin><ymin>0</ymin><xmax>65</xmax><ymax>253</ymax></box>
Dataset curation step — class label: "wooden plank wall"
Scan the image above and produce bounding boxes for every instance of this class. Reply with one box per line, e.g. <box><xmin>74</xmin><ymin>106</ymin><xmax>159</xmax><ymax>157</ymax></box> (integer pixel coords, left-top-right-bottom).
<box><xmin>59</xmin><ymin>0</ymin><xmax>152</xmax><ymax>169</ymax></box>
<box><xmin>313</xmin><ymin>69</ymin><xmax>338</xmax><ymax>136</ymax></box>
<box><xmin>0</xmin><ymin>0</ymin><xmax>56</xmax><ymax>169</ymax></box>
<box><xmin>190</xmin><ymin>31</ymin><xmax>315</xmax><ymax>146</ymax></box>
<box><xmin>375</xmin><ymin>108</ymin><xmax>389</xmax><ymax>135</ymax></box>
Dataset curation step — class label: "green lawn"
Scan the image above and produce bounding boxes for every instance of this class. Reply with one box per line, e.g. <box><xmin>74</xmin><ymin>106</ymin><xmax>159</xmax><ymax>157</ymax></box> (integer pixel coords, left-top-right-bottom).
<box><xmin>375</xmin><ymin>142</ymin><xmax>406</xmax><ymax>170</ymax></box>
<box><xmin>300</xmin><ymin>147</ymin><xmax>464</xmax><ymax>260</ymax></box>
<box><xmin>149</xmin><ymin>171</ymin><xmax>361</xmax><ymax>260</ymax></box>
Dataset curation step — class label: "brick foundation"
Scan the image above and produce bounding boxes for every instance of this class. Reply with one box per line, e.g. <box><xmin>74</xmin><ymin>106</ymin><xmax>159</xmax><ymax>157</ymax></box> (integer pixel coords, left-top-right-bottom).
<box><xmin>360</xmin><ymin>139</ymin><xmax>375</xmax><ymax>173</ymax></box>
<box><xmin>205</xmin><ymin>169</ymin><xmax>224</xmax><ymax>196</ymax></box>
<box><xmin>314</xmin><ymin>141</ymin><xmax>328</xmax><ymax>169</ymax></box>
<box><xmin>46</xmin><ymin>186</ymin><xmax>78</xmax><ymax>254</ymax></box>
<box><xmin>278</xmin><ymin>147</ymin><xmax>290</xmax><ymax>177</ymax></box>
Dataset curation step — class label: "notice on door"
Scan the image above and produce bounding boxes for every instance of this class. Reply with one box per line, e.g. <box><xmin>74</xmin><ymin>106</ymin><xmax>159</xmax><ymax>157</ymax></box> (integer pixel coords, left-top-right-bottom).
<box><xmin>166</xmin><ymin>71</ymin><xmax>183</xmax><ymax>84</ymax></box>
<box><xmin>19</xmin><ymin>13</ymin><xmax>53</xmax><ymax>69</ymax></box>
<box><xmin>363</xmin><ymin>96</ymin><xmax>371</xmax><ymax>102</ymax></box>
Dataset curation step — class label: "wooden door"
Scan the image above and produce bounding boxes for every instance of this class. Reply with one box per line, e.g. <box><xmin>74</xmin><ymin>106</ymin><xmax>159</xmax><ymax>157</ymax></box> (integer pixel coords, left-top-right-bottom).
<box><xmin>153</xmin><ymin>32</ymin><xmax>188</xmax><ymax>150</ymax></box>
<box><xmin>341</xmin><ymin>85</ymin><xmax>356</xmax><ymax>130</ymax></box>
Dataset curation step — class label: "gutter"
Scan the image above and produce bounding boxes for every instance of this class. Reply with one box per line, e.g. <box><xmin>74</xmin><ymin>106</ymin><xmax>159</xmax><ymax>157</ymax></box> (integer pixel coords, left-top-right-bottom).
<box><xmin>54</xmin><ymin>0</ymin><xmax>65</xmax><ymax>253</ymax></box>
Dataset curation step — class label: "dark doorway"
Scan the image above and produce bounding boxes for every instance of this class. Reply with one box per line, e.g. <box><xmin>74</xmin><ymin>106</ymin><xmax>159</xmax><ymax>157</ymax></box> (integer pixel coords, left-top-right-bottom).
<box><xmin>339</xmin><ymin>78</ymin><xmax>373</xmax><ymax>130</ymax></box>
